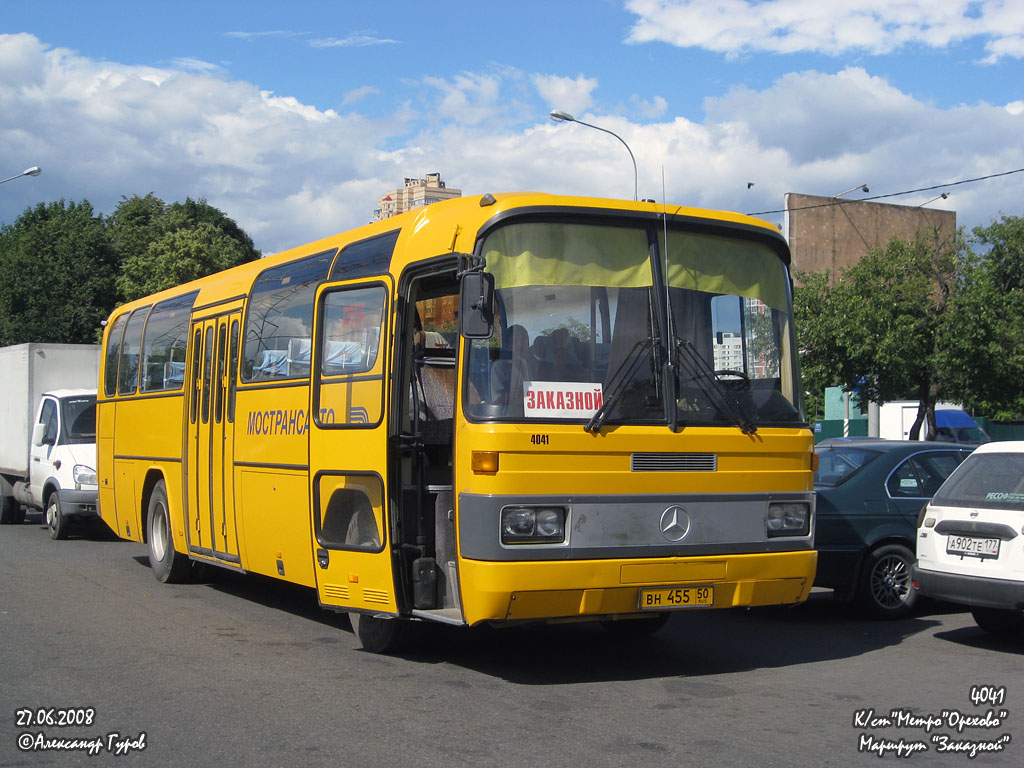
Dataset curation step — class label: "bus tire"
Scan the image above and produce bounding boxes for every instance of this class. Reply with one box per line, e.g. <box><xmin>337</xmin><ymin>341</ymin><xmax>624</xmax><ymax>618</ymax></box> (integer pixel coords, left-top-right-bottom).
<box><xmin>147</xmin><ymin>481</ymin><xmax>192</xmax><ymax>583</ymax></box>
<box><xmin>46</xmin><ymin>491</ymin><xmax>70</xmax><ymax>540</ymax></box>
<box><xmin>601</xmin><ymin>613</ymin><xmax>670</xmax><ymax>637</ymax></box>
<box><xmin>349</xmin><ymin>612</ymin><xmax>409</xmax><ymax>653</ymax></box>
<box><xmin>857</xmin><ymin>543</ymin><xmax>917</xmax><ymax>619</ymax></box>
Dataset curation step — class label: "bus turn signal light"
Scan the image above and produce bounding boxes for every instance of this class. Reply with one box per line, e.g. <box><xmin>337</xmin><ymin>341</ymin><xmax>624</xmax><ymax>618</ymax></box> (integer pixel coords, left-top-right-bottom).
<box><xmin>471</xmin><ymin>451</ymin><xmax>499</xmax><ymax>473</ymax></box>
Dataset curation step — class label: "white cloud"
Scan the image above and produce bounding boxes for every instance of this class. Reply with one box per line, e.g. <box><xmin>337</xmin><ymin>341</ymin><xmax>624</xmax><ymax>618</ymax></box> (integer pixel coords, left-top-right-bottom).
<box><xmin>342</xmin><ymin>85</ymin><xmax>380</xmax><ymax>106</ymax></box>
<box><xmin>631</xmin><ymin>94</ymin><xmax>669</xmax><ymax>119</ymax></box>
<box><xmin>625</xmin><ymin>0</ymin><xmax>1024</xmax><ymax>61</ymax></box>
<box><xmin>419</xmin><ymin>71</ymin><xmax>513</xmax><ymax>126</ymax></box>
<box><xmin>532</xmin><ymin>73</ymin><xmax>599</xmax><ymax>116</ymax></box>
<box><xmin>0</xmin><ymin>33</ymin><xmax>405</xmax><ymax>252</ymax></box>
<box><xmin>226</xmin><ymin>30</ymin><xmax>308</xmax><ymax>41</ymax></box>
<box><xmin>309</xmin><ymin>34</ymin><xmax>400</xmax><ymax>48</ymax></box>
<box><xmin>170</xmin><ymin>57</ymin><xmax>223</xmax><ymax>74</ymax></box>
<box><xmin>1</xmin><ymin>34</ymin><xmax>1020</xmax><ymax>259</ymax></box>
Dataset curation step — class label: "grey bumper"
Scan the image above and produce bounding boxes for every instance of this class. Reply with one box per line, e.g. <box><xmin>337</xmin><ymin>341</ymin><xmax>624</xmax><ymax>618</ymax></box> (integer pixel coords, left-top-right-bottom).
<box><xmin>912</xmin><ymin>565</ymin><xmax>1024</xmax><ymax>611</ymax></box>
<box><xmin>57</xmin><ymin>488</ymin><xmax>100</xmax><ymax>519</ymax></box>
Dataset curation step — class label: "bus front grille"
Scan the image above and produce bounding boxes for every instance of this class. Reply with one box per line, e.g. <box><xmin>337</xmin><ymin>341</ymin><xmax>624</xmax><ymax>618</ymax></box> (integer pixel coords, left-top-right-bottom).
<box><xmin>631</xmin><ymin>453</ymin><xmax>717</xmax><ymax>472</ymax></box>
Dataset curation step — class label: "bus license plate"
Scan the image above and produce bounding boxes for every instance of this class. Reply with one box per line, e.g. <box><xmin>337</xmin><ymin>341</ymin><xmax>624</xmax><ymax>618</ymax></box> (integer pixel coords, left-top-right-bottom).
<box><xmin>946</xmin><ymin>535</ymin><xmax>1000</xmax><ymax>559</ymax></box>
<box><xmin>639</xmin><ymin>585</ymin><xmax>714</xmax><ymax>610</ymax></box>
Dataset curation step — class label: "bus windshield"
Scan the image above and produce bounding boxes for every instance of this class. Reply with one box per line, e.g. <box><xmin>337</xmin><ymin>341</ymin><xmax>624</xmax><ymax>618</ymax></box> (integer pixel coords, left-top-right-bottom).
<box><xmin>464</xmin><ymin>220</ymin><xmax>803</xmax><ymax>427</ymax></box>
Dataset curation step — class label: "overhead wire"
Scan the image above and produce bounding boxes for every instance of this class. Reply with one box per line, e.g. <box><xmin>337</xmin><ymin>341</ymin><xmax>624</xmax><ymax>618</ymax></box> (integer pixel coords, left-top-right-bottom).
<box><xmin>745</xmin><ymin>167</ymin><xmax>1024</xmax><ymax>217</ymax></box>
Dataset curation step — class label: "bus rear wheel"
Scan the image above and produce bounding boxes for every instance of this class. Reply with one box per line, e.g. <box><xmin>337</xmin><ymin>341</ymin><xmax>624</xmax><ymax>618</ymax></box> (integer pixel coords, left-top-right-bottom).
<box><xmin>147</xmin><ymin>481</ymin><xmax>192</xmax><ymax>583</ymax></box>
<box><xmin>349</xmin><ymin>613</ymin><xmax>410</xmax><ymax>653</ymax></box>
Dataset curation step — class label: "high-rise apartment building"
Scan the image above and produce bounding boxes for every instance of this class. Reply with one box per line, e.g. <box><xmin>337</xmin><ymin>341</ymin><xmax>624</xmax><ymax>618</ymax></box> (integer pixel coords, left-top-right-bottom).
<box><xmin>373</xmin><ymin>173</ymin><xmax>462</xmax><ymax>221</ymax></box>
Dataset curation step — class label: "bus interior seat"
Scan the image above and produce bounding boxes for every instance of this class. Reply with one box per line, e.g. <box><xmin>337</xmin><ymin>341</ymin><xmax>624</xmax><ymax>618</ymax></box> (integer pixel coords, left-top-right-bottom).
<box><xmin>287</xmin><ymin>337</ymin><xmax>312</xmax><ymax>376</ymax></box>
<box><xmin>253</xmin><ymin>349</ymin><xmax>289</xmax><ymax>378</ymax></box>
<box><xmin>164</xmin><ymin>361</ymin><xmax>186</xmax><ymax>388</ymax></box>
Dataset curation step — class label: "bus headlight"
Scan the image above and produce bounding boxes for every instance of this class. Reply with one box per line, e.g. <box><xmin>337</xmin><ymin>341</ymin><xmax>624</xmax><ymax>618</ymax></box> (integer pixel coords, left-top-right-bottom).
<box><xmin>74</xmin><ymin>464</ymin><xmax>98</xmax><ymax>489</ymax></box>
<box><xmin>767</xmin><ymin>502</ymin><xmax>809</xmax><ymax>537</ymax></box>
<box><xmin>501</xmin><ymin>506</ymin><xmax>566</xmax><ymax>544</ymax></box>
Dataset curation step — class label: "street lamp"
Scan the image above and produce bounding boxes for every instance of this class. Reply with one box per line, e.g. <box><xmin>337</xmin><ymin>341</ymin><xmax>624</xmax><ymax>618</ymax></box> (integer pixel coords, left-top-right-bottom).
<box><xmin>833</xmin><ymin>183</ymin><xmax>868</xmax><ymax>198</ymax></box>
<box><xmin>550</xmin><ymin>111</ymin><xmax>638</xmax><ymax>201</ymax></box>
<box><xmin>0</xmin><ymin>166</ymin><xmax>42</xmax><ymax>185</ymax></box>
<box><xmin>919</xmin><ymin>192</ymin><xmax>949</xmax><ymax>207</ymax></box>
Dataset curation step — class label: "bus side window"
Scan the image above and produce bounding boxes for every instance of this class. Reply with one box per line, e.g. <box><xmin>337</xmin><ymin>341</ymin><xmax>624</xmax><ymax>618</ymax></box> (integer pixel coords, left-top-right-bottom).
<box><xmin>201</xmin><ymin>326</ymin><xmax>214</xmax><ymax>424</ymax></box>
<box><xmin>118</xmin><ymin>307</ymin><xmax>151</xmax><ymax>396</ymax></box>
<box><xmin>140</xmin><ymin>291</ymin><xmax>198</xmax><ymax>393</ymax></box>
<box><xmin>190</xmin><ymin>328</ymin><xmax>202</xmax><ymax>424</ymax></box>
<box><xmin>103</xmin><ymin>314</ymin><xmax>128</xmax><ymax>398</ymax></box>
<box><xmin>227</xmin><ymin>319</ymin><xmax>239</xmax><ymax>423</ymax></box>
<box><xmin>241</xmin><ymin>249</ymin><xmax>335</xmax><ymax>382</ymax></box>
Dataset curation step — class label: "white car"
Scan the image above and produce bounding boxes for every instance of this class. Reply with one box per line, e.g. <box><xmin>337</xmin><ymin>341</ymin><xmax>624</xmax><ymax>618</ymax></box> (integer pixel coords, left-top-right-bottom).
<box><xmin>912</xmin><ymin>441</ymin><xmax>1024</xmax><ymax>634</ymax></box>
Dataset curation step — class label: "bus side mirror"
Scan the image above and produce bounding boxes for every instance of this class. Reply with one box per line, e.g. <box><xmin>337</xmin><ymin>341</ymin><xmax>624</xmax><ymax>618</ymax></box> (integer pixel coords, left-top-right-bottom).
<box><xmin>460</xmin><ymin>272</ymin><xmax>494</xmax><ymax>339</ymax></box>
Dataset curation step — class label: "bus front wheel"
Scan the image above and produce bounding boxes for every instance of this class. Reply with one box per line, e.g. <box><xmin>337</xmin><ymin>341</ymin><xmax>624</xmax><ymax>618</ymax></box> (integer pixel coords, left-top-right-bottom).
<box><xmin>147</xmin><ymin>481</ymin><xmax>192</xmax><ymax>584</ymax></box>
<box><xmin>349</xmin><ymin>612</ymin><xmax>409</xmax><ymax>653</ymax></box>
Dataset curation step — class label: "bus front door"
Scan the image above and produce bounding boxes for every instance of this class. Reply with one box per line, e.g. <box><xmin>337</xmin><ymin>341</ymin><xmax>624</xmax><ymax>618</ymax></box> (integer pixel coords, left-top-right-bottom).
<box><xmin>185</xmin><ymin>311</ymin><xmax>242</xmax><ymax>564</ymax></box>
<box><xmin>308</xmin><ymin>279</ymin><xmax>397</xmax><ymax>616</ymax></box>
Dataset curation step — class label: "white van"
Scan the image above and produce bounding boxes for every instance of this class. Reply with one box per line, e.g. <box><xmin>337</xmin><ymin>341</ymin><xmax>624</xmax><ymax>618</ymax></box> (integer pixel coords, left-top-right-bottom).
<box><xmin>912</xmin><ymin>441</ymin><xmax>1024</xmax><ymax>634</ymax></box>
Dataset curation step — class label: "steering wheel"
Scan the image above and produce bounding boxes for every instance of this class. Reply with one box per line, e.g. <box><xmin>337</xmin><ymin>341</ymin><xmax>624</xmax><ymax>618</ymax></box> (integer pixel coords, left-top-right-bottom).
<box><xmin>714</xmin><ymin>369</ymin><xmax>748</xmax><ymax>380</ymax></box>
<box><xmin>713</xmin><ymin>369</ymin><xmax>750</xmax><ymax>390</ymax></box>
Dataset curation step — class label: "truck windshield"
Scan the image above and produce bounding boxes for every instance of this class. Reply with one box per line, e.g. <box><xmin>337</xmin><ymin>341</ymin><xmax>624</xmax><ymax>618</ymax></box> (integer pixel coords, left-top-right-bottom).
<box><xmin>463</xmin><ymin>220</ymin><xmax>804</xmax><ymax>427</ymax></box>
<box><xmin>61</xmin><ymin>396</ymin><xmax>96</xmax><ymax>443</ymax></box>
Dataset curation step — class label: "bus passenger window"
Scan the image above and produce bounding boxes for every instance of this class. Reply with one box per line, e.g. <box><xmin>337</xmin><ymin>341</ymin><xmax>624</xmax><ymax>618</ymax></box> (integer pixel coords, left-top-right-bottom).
<box><xmin>190</xmin><ymin>328</ymin><xmax>202</xmax><ymax>424</ymax></box>
<box><xmin>118</xmin><ymin>307</ymin><xmax>150</xmax><ymax>396</ymax></box>
<box><xmin>140</xmin><ymin>291</ymin><xmax>197</xmax><ymax>393</ymax></box>
<box><xmin>201</xmin><ymin>326</ymin><xmax>214</xmax><ymax>424</ymax></box>
<box><xmin>214</xmin><ymin>323</ymin><xmax>227</xmax><ymax>423</ymax></box>
<box><xmin>227</xmin><ymin>320</ymin><xmax>239</xmax><ymax>423</ymax></box>
<box><xmin>241</xmin><ymin>249</ymin><xmax>335</xmax><ymax>382</ymax></box>
<box><xmin>103</xmin><ymin>314</ymin><xmax>127</xmax><ymax>398</ymax></box>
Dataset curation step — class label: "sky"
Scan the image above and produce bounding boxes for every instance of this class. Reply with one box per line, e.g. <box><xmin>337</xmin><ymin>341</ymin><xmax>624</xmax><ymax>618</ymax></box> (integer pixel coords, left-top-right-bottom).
<box><xmin>1</xmin><ymin>0</ymin><xmax>1022</xmax><ymax>255</ymax></box>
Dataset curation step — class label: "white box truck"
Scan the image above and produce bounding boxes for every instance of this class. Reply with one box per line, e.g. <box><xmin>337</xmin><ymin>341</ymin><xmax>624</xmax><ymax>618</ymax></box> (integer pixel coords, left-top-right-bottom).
<box><xmin>878</xmin><ymin>401</ymin><xmax>990</xmax><ymax>444</ymax></box>
<box><xmin>0</xmin><ymin>343</ymin><xmax>101</xmax><ymax>538</ymax></box>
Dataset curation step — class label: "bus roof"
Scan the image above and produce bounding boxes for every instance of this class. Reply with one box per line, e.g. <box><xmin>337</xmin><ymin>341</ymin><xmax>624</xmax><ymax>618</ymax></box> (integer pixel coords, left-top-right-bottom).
<box><xmin>106</xmin><ymin>192</ymin><xmax>787</xmax><ymax>319</ymax></box>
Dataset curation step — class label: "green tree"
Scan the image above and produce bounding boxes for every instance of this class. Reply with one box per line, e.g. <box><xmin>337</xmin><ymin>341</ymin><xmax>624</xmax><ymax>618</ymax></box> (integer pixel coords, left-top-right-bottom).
<box><xmin>0</xmin><ymin>200</ymin><xmax>118</xmax><ymax>345</ymax></box>
<box><xmin>109</xmin><ymin>195</ymin><xmax>259</xmax><ymax>302</ymax></box>
<box><xmin>795</xmin><ymin>229</ymin><xmax>961</xmax><ymax>438</ymax></box>
<box><xmin>939</xmin><ymin>215</ymin><xmax>1024</xmax><ymax>420</ymax></box>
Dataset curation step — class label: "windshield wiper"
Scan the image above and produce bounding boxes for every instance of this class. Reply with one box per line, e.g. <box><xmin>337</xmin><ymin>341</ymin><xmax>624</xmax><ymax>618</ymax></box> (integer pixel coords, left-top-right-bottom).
<box><xmin>674</xmin><ymin>339</ymin><xmax>757</xmax><ymax>435</ymax></box>
<box><xmin>585</xmin><ymin>339</ymin><xmax>654</xmax><ymax>433</ymax></box>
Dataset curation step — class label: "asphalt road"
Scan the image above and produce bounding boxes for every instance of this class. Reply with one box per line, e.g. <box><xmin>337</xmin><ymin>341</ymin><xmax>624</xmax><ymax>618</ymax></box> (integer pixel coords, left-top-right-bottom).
<box><xmin>1</xmin><ymin>513</ymin><xmax>1020</xmax><ymax>768</ymax></box>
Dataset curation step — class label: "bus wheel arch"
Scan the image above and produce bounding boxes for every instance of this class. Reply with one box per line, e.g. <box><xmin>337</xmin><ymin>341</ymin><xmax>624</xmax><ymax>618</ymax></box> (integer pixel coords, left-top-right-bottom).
<box><xmin>139</xmin><ymin>470</ymin><xmax>166</xmax><ymax>545</ymax></box>
<box><xmin>146</xmin><ymin>478</ymin><xmax>192</xmax><ymax>583</ymax></box>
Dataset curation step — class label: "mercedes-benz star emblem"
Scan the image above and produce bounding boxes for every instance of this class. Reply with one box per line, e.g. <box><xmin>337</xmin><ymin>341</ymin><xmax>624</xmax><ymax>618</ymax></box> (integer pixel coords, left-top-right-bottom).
<box><xmin>660</xmin><ymin>506</ymin><xmax>690</xmax><ymax>542</ymax></box>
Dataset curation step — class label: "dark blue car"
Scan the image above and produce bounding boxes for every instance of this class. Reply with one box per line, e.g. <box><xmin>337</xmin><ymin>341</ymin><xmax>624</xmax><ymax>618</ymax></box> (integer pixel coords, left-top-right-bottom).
<box><xmin>814</xmin><ymin>440</ymin><xmax>973</xmax><ymax>618</ymax></box>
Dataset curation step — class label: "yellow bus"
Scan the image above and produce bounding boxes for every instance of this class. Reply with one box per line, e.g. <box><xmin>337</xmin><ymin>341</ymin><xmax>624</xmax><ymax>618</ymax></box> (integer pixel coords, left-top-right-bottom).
<box><xmin>98</xmin><ymin>192</ymin><xmax>816</xmax><ymax>652</ymax></box>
